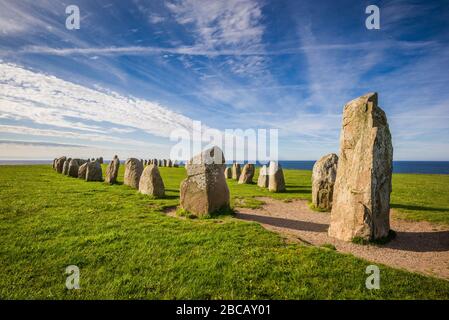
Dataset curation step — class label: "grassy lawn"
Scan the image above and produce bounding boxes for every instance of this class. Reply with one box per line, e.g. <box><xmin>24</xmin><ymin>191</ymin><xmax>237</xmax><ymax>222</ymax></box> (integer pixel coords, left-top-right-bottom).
<box><xmin>0</xmin><ymin>164</ymin><xmax>448</xmax><ymax>299</ymax></box>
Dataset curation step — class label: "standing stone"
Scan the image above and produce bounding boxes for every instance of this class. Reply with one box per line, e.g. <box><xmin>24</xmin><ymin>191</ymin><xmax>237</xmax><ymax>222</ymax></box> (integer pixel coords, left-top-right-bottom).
<box><xmin>139</xmin><ymin>164</ymin><xmax>165</xmax><ymax>197</ymax></box>
<box><xmin>231</xmin><ymin>163</ymin><xmax>241</xmax><ymax>180</ymax></box>
<box><xmin>68</xmin><ymin>159</ymin><xmax>80</xmax><ymax>178</ymax></box>
<box><xmin>158</xmin><ymin>159</ymin><xmax>162</xmax><ymax>166</ymax></box>
<box><xmin>168</xmin><ymin>159</ymin><xmax>173</xmax><ymax>167</ymax></box>
<box><xmin>329</xmin><ymin>93</ymin><xmax>393</xmax><ymax>242</ymax></box>
<box><xmin>268</xmin><ymin>161</ymin><xmax>286</xmax><ymax>192</ymax></box>
<box><xmin>180</xmin><ymin>146</ymin><xmax>230</xmax><ymax>217</ymax></box>
<box><xmin>55</xmin><ymin>156</ymin><xmax>66</xmax><ymax>173</ymax></box>
<box><xmin>62</xmin><ymin>158</ymin><xmax>71</xmax><ymax>175</ymax></box>
<box><xmin>224</xmin><ymin>167</ymin><xmax>232</xmax><ymax>179</ymax></box>
<box><xmin>86</xmin><ymin>161</ymin><xmax>103</xmax><ymax>181</ymax></box>
<box><xmin>124</xmin><ymin>158</ymin><xmax>143</xmax><ymax>189</ymax></box>
<box><xmin>78</xmin><ymin>162</ymin><xmax>88</xmax><ymax>179</ymax></box>
<box><xmin>257</xmin><ymin>165</ymin><xmax>269</xmax><ymax>188</ymax></box>
<box><xmin>52</xmin><ymin>158</ymin><xmax>57</xmax><ymax>170</ymax></box>
<box><xmin>153</xmin><ymin>159</ymin><xmax>158</xmax><ymax>166</ymax></box>
<box><xmin>312</xmin><ymin>153</ymin><xmax>338</xmax><ymax>211</ymax></box>
<box><xmin>238</xmin><ymin>164</ymin><xmax>255</xmax><ymax>184</ymax></box>
<box><xmin>105</xmin><ymin>155</ymin><xmax>120</xmax><ymax>184</ymax></box>
<box><xmin>98</xmin><ymin>157</ymin><xmax>104</xmax><ymax>164</ymax></box>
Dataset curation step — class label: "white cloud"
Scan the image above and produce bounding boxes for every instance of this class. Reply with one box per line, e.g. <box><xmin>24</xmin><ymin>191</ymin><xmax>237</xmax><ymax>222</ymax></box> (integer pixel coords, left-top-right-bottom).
<box><xmin>0</xmin><ymin>62</ymin><xmax>198</xmax><ymax>141</ymax></box>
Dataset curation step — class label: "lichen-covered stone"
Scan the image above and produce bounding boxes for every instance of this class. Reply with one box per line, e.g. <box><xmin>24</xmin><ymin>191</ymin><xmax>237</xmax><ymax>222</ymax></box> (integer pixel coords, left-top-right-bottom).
<box><xmin>124</xmin><ymin>158</ymin><xmax>143</xmax><ymax>189</ymax></box>
<box><xmin>139</xmin><ymin>164</ymin><xmax>165</xmax><ymax>197</ymax></box>
<box><xmin>86</xmin><ymin>161</ymin><xmax>103</xmax><ymax>182</ymax></box>
<box><xmin>257</xmin><ymin>165</ymin><xmax>269</xmax><ymax>188</ymax></box>
<box><xmin>55</xmin><ymin>156</ymin><xmax>66</xmax><ymax>173</ymax></box>
<box><xmin>268</xmin><ymin>161</ymin><xmax>286</xmax><ymax>192</ymax></box>
<box><xmin>238</xmin><ymin>164</ymin><xmax>255</xmax><ymax>184</ymax></box>
<box><xmin>312</xmin><ymin>153</ymin><xmax>338</xmax><ymax>211</ymax></box>
<box><xmin>180</xmin><ymin>146</ymin><xmax>230</xmax><ymax>217</ymax></box>
<box><xmin>231</xmin><ymin>163</ymin><xmax>241</xmax><ymax>180</ymax></box>
<box><xmin>68</xmin><ymin>159</ymin><xmax>80</xmax><ymax>178</ymax></box>
<box><xmin>78</xmin><ymin>162</ymin><xmax>88</xmax><ymax>179</ymax></box>
<box><xmin>105</xmin><ymin>155</ymin><xmax>120</xmax><ymax>184</ymax></box>
<box><xmin>329</xmin><ymin>93</ymin><xmax>393</xmax><ymax>242</ymax></box>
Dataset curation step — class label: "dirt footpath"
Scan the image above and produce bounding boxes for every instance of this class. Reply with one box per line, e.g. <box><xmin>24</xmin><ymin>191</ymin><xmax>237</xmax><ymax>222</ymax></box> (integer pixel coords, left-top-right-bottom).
<box><xmin>235</xmin><ymin>197</ymin><xmax>449</xmax><ymax>280</ymax></box>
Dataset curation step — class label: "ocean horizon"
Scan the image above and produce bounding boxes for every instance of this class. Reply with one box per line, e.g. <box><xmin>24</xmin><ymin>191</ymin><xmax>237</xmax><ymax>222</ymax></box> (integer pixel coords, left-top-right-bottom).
<box><xmin>1</xmin><ymin>160</ymin><xmax>448</xmax><ymax>175</ymax></box>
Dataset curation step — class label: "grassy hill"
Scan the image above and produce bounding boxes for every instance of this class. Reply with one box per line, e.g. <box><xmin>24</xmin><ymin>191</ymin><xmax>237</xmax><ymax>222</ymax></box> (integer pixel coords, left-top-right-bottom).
<box><xmin>0</xmin><ymin>164</ymin><xmax>448</xmax><ymax>299</ymax></box>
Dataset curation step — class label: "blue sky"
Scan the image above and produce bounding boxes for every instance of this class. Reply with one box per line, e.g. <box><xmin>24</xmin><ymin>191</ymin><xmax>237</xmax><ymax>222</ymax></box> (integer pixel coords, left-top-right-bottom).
<box><xmin>0</xmin><ymin>0</ymin><xmax>448</xmax><ymax>160</ymax></box>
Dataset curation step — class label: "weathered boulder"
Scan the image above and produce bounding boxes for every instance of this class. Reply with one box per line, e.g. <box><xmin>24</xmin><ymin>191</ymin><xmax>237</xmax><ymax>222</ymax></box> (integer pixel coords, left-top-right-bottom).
<box><xmin>78</xmin><ymin>162</ymin><xmax>88</xmax><ymax>179</ymax></box>
<box><xmin>312</xmin><ymin>153</ymin><xmax>338</xmax><ymax>211</ymax></box>
<box><xmin>55</xmin><ymin>157</ymin><xmax>66</xmax><ymax>173</ymax></box>
<box><xmin>124</xmin><ymin>158</ymin><xmax>143</xmax><ymax>189</ymax></box>
<box><xmin>257</xmin><ymin>165</ymin><xmax>269</xmax><ymax>188</ymax></box>
<box><xmin>328</xmin><ymin>93</ymin><xmax>393</xmax><ymax>242</ymax></box>
<box><xmin>105</xmin><ymin>155</ymin><xmax>120</xmax><ymax>184</ymax></box>
<box><xmin>52</xmin><ymin>158</ymin><xmax>57</xmax><ymax>170</ymax></box>
<box><xmin>238</xmin><ymin>164</ymin><xmax>255</xmax><ymax>184</ymax></box>
<box><xmin>68</xmin><ymin>159</ymin><xmax>80</xmax><ymax>178</ymax></box>
<box><xmin>62</xmin><ymin>158</ymin><xmax>71</xmax><ymax>175</ymax></box>
<box><xmin>231</xmin><ymin>163</ymin><xmax>241</xmax><ymax>180</ymax></box>
<box><xmin>180</xmin><ymin>146</ymin><xmax>230</xmax><ymax>217</ymax></box>
<box><xmin>139</xmin><ymin>164</ymin><xmax>165</xmax><ymax>197</ymax></box>
<box><xmin>268</xmin><ymin>161</ymin><xmax>286</xmax><ymax>192</ymax></box>
<box><xmin>224</xmin><ymin>166</ymin><xmax>232</xmax><ymax>179</ymax></box>
<box><xmin>86</xmin><ymin>161</ymin><xmax>103</xmax><ymax>181</ymax></box>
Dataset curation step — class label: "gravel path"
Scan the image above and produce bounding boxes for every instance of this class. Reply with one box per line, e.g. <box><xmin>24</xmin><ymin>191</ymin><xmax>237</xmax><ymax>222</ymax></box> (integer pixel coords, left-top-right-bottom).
<box><xmin>235</xmin><ymin>197</ymin><xmax>449</xmax><ymax>280</ymax></box>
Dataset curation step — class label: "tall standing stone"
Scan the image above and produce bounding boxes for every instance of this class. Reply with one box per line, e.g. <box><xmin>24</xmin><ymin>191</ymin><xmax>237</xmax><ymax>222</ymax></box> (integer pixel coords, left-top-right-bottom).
<box><xmin>328</xmin><ymin>93</ymin><xmax>393</xmax><ymax>242</ymax></box>
<box><xmin>105</xmin><ymin>155</ymin><xmax>120</xmax><ymax>184</ymax></box>
<box><xmin>312</xmin><ymin>153</ymin><xmax>338</xmax><ymax>211</ymax></box>
<box><xmin>180</xmin><ymin>146</ymin><xmax>230</xmax><ymax>217</ymax></box>
<box><xmin>231</xmin><ymin>163</ymin><xmax>241</xmax><ymax>180</ymax></box>
<box><xmin>124</xmin><ymin>158</ymin><xmax>143</xmax><ymax>189</ymax></box>
<box><xmin>139</xmin><ymin>164</ymin><xmax>165</xmax><ymax>197</ymax></box>
<box><xmin>78</xmin><ymin>162</ymin><xmax>88</xmax><ymax>179</ymax></box>
<box><xmin>257</xmin><ymin>165</ymin><xmax>269</xmax><ymax>188</ymax></box>
<box><xmin>68</xmin><ymin>159</ymin><xmax>80</xmax><ymax>178</ymax></box>
<box><xmin>238</xmin><ymin>164</ymin><xmax>255</xmax><ymax>184</ymax></box>
<box><xmin>86</xmin><ymin>161</ymin><xmax>103</xmax><ymax>181</ymax></box>
<box><xmin>268</xmin><ymin>161</ymin><xmax>286</xmax><ymax>192</ymax></box>
<box><xmin>55</xmin><ymin>156</ymin><xmax>66</xmax><ymax>173</ymax></box>
<box><xmin>62</xmin><ymin>158</ymin><xmax>71</xmax><ymax>175</ymax></box>
<box><xmin>224</xmin><ymin>167</ymin><xmax>232</xmax><ymax>179</ymax></box>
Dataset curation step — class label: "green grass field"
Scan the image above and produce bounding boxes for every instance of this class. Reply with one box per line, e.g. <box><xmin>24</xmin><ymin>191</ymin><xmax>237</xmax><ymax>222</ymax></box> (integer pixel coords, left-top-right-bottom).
<box><xmin>0</xmin><ymin>165</ymin><xmax>448</xmax><ymax>299</ymax></box>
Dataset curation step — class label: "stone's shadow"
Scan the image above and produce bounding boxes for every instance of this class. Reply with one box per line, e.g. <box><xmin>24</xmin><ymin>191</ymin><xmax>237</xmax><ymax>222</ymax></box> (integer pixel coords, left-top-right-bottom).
<box><xmin>391</xmin><ymin>203</ymin><xmax>449</xmax><ymax>212</ymax></box>
<box><xmin>236</xmin><ymin>212</ymin><xmax>328</xmax><ymax>232</ymax></box>
<box><xmin>164</xmin><ymin>188</ymin><xmax>180</xmax><ymax>194</ymax></box>
<box><xmin>384</xmin><ymin>230</ymin><xmax>449</xmax><ymax>252</ymax></box>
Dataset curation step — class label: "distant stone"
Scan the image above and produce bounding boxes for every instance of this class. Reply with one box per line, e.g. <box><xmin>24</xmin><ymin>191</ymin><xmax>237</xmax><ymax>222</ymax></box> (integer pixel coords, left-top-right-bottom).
<box><xmin>124</xmin><ymin>158</ymin><xmax>144</xmax><ymax>189</ymax></box>
<box><xmin>86</xmin><ymin>161</ymin><xmax>103</xmax><ymax>181</ymax></box>
<box><xmin>62</xmin><ymin>158</ymin><xmax>71</xmax><ymax>175</ymax></box>
<box><xmin>312</xmin><ymin>153</ymin><xmax>338</xmax><ymax>211</ymax></box>
<box><xmin>257</xmin><ymin>165</ymin><xmax>269</xmax><ymax>188</ymax></box>
<box><xmin>55</xmin><ymin>156</ymin><xmax>66</xmax><ymax>173</ymax></box>
<box><xmin>268</xmin><ymin>161</ymin><xmax>286</xmax><ymax>192</ymax></box>
<box><xmin>98</xmin><ymin>157</ymin><xmax>104</xmax><ymax>164</ymax></box>
<box><xmin>68</xmin><ymin>159</ymin><xmax>80</xmax><ymax>178</ymax></box>
<box><xmin>78</xmin><ymin>162</ymin><xmax>88</xmax><ymax>179</ymax></box>
<box><xmin>329</xmin><ymin>93</ymin><xmax>393</xmax><ymax>242</ymax></box>
<box><xmin>231</xmin><ymin>163</ymin><xmax>241</xmax><ymax>180</ymax></box>
<box><xmin>168</xmin><ymin>159</ymin><xmax>173</xmax><ymax>167</ymax></box>
<box><xmin>224</xmin><ymin>166</ymin><xmax>232</xmax><ymax>179</ymax></box>
<box><xmin>105</xmin><ymin>155</ymin><xmax>120</xmax><ymax>184</ymax></box>
<box><xmin>52</xmin><ymin>158</ymin><xmax>57</xmax><ymax>170</ymax></box>
<box><xmin>238</xmin><ymin>164</ymin><xmax>255</xmax><ymax>184</ymax></box>
<box><xmin>180</xmin><ymin>146</ymin><xmax>230</xmax><ymax>217</ymax></box>
<box><xmin>139</xmin><ymin>164</ymin><xmax>165</xmax><ymax>197</ymax></box>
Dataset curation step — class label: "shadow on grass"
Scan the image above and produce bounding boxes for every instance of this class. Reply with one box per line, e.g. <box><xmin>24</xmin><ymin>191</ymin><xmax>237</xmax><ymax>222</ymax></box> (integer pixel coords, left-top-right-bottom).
<box><xmin>391</xmin><ymin>203</ymin><xmax>449</xmax><ymax>213</ymax></box>
<box><xmin>236</xmin><ymin>212</ymin><xmax>328</xmax><ymax>232</ymax></box>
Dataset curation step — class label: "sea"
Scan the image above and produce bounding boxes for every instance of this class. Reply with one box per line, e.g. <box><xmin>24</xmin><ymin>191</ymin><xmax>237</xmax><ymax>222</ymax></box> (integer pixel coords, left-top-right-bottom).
<box><xmin>1</xmin><ymin>160</ymin><xmax>449</xmax><ymax>174</ymax></box>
